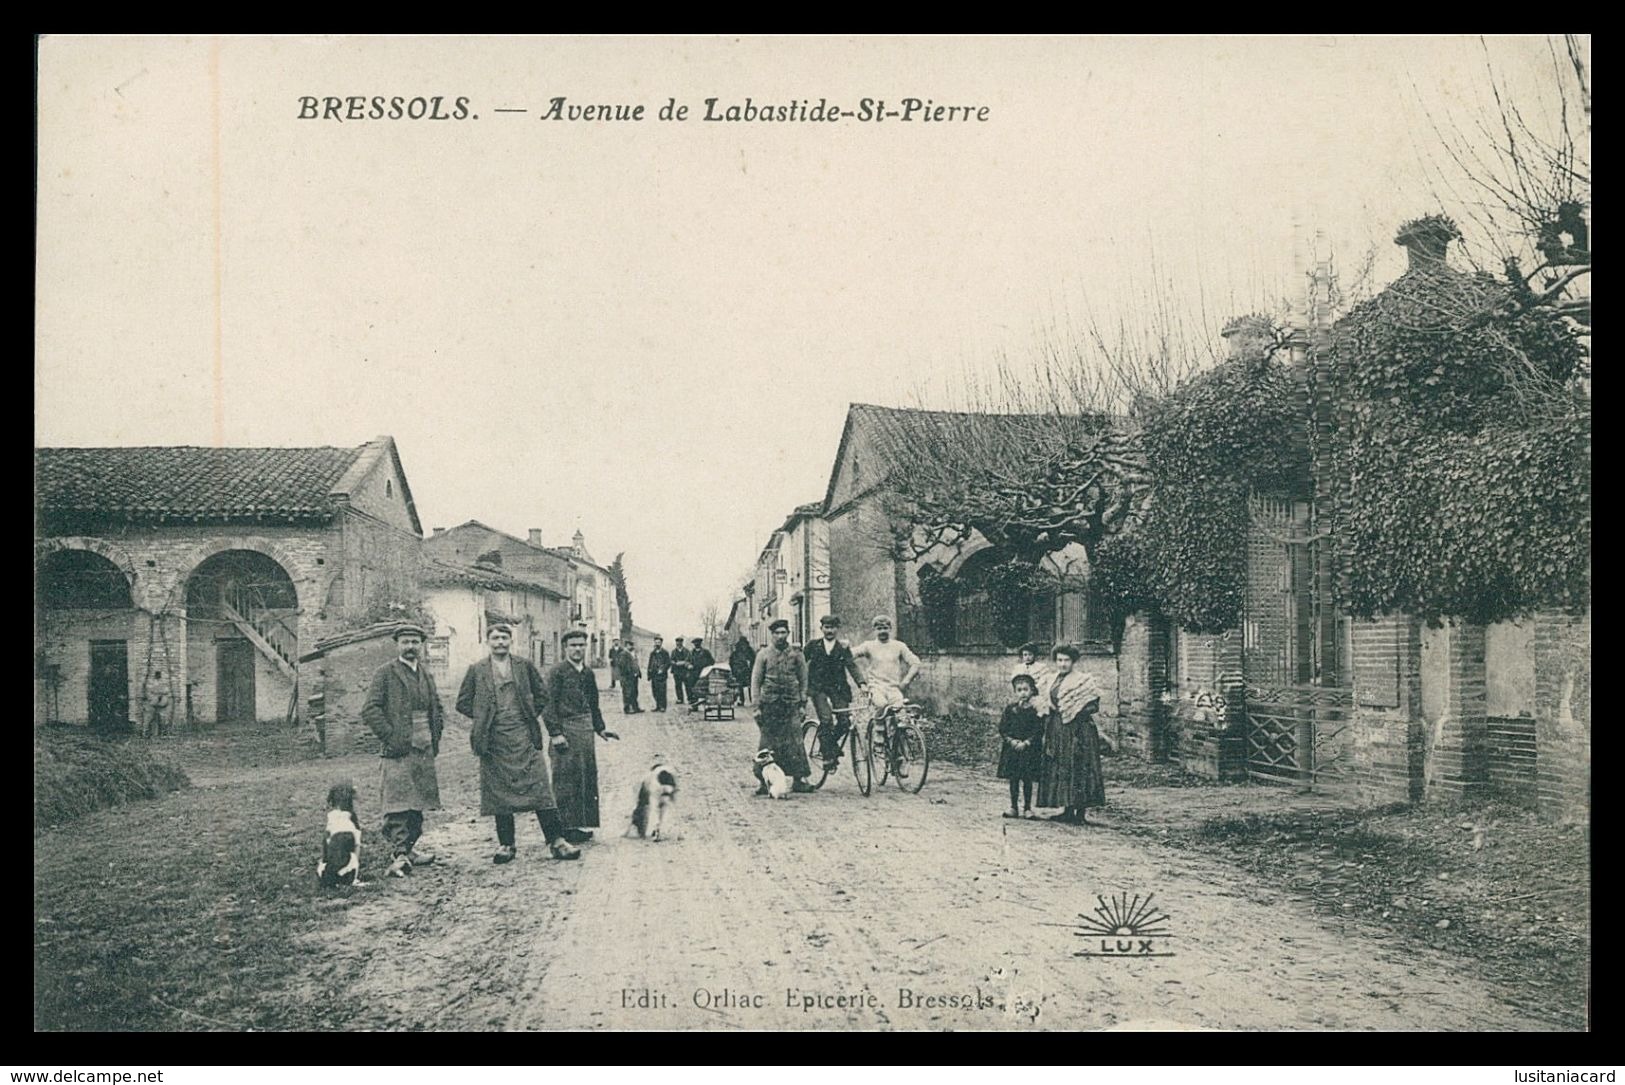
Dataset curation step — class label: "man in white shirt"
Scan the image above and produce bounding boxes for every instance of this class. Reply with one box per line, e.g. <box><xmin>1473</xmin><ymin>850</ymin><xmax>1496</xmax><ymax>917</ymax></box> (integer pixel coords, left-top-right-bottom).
<box><xmin>852</xmin><ymin>615</ymin><xmax>922</xmax><ymax>714</ymax></box>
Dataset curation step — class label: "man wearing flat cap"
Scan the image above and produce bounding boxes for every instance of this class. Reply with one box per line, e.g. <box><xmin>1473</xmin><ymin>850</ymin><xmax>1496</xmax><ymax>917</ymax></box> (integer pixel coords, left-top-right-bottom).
<box><xmin>456</xmin><ymin>624</ymin><xmax>579</xmax><ymax>863</ymax></box>
<box><xmin>750</xmin><ymin>618</ymin><xmax>814</xmax><ymax>792</ymax></box>
<box><xmin>544</xmin><ymin>627</ymin><xmax>619</xmax><ymax>844</ymax></box>
<box><xmin>362</xmin><ymin>623</ymin><xmax>445</xmax><ymax>878</ymax></box>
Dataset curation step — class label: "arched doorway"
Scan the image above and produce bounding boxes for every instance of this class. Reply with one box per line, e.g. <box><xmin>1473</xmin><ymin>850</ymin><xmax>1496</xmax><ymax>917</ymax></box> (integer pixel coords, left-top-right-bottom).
<box><xmin>185</xmin><ymin>550</ymin><xmax>299</xmax><ymax>725</ymax></box>
<box><xmin>36</xmin><ymin>549</ymin><xmax>135</xmax><ymax>729</ymax></box>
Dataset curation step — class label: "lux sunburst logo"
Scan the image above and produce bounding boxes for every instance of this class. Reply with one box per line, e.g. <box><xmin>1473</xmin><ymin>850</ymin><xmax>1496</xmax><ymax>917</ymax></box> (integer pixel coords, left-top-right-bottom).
<box><xmin>1073</xmin><ymin>893</ymin><xmax>1175</xmax><ymax>958</ymax></box>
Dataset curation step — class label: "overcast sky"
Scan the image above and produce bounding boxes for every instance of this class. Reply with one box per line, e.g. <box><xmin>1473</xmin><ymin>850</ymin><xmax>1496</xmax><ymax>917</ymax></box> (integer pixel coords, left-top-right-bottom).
<box><xmin>35</xmin><ymin>35</ymin><xmax>1581</xmax><ymax>637</ymax></box>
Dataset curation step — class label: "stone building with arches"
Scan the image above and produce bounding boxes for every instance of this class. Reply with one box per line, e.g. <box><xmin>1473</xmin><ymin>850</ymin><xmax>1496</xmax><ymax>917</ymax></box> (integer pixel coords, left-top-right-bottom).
<box><xmin>34</xmin><ymin>437</ymin><xmax>424</xmax><ymax>731</ymax></box>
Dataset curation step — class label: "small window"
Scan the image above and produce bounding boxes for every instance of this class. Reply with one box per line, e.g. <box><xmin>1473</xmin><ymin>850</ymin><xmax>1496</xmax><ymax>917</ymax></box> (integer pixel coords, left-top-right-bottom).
<box><xmin>386</xmin><ymin>480</ymin><xmax>393</xmax><ymax>497</ymax></box>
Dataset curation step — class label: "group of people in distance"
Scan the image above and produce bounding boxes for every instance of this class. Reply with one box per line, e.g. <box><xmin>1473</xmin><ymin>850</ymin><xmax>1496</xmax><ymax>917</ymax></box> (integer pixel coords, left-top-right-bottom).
<box><xmin>608</xmin><ymin>635</ymin><xmax>717</xmax><ymax>713</ymax></box>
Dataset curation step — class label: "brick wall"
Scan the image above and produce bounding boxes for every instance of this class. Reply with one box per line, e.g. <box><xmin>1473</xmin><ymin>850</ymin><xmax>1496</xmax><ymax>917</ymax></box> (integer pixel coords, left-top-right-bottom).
<box><xmin>306</xmin><ymin>635</ymin><xmax>398</xmax><ymax>757</ymax></box>
<box><xmin>908</xmin><ymin>647</ymin><xmax>1127</xmax><ymax>770</ymax></box>
<box><xmin>1533</xmin><ymin>608</ymin><xmax>1590</xmax><ymax>823</ymax></box>
<box><xmin>1166</xmin><ymin>626</ymin><xmax>1245</xmax><ymax>779</ymax></box>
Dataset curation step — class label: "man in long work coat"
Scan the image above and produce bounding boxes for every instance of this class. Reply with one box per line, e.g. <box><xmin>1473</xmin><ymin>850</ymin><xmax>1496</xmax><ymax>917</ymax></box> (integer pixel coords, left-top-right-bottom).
<box><xmin>456</xmin><ymin>624</ymin><xmax>580</xmax><ymax>863</ymax></box>
<box><xmin>361</xmin><ymin>624</ymin><xmax>445</xmax><ymax>878</ymax></box>
<box><xmin>751</xmin><ymin>619</ymin><xmax>814</xmax><ymax>791</ymax></box>
<box><xmin>544</xmin><ymin>628</ymin><xmax>619</xmax><ymax>844</ymax></box>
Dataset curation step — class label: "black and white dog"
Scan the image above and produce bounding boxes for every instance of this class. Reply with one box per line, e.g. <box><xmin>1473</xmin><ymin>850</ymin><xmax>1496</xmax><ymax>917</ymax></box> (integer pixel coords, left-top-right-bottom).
<box><xmin>317</xmin><ymin>782</ymin><xmax>365</xmax><ymax>888</ymax></box>
<box><xmin>627</xmin><ymin>763</ymin><xmax>680</xmax><ymax>841</ymax></box>
<box><xmin>753</xmin><ymin>749</ymin><xmax>791</xmax><ymax>800</ymax></box>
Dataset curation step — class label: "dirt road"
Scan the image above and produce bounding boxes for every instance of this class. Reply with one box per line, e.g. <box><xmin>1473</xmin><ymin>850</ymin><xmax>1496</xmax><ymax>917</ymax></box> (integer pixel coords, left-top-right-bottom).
<box><xmin>275</xmin><ymin>701</ymin><xmax>1559</xmax><ymax>1031</ymax></box>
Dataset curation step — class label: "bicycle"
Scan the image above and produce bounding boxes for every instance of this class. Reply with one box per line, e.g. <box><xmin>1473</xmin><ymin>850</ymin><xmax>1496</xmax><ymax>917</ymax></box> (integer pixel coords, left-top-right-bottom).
<box><xmin>866</xmin><ymin>700</ymin><xmax>930</xmax><ymax>793</ymax></box>
<box><xmin>801</xmin><ymin>702</ymin><xmax>872</xmax><ymax>796</ymax></box>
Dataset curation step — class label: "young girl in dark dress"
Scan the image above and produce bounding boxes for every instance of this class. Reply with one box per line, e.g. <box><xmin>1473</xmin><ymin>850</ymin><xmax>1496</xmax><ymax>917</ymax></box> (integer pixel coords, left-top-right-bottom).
<box><xmin>997</xmin><ymin>673</ymin><xmax>1045</xmax><ymax>819</ymax></box>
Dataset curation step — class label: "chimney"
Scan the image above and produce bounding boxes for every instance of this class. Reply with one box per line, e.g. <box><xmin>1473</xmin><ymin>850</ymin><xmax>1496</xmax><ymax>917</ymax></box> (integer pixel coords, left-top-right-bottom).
<box><xmin>432</xmin><ymin>527</ymin><xmax>445</xmax><ymax>536</ymax></box>
<box><xmin>528</xmin><ymin>528</ymin><xmax>543</xmax><ymax>547</ymax></box>
<box><xmin>1220</xmin><ymin>314</ymin><xmax>1274</xmax><ymax>362</ymax></box>
<box><xmin>1395</xmin><ymin>215</ymin><xmax>1459</xmax><ymax>271</ymax></box>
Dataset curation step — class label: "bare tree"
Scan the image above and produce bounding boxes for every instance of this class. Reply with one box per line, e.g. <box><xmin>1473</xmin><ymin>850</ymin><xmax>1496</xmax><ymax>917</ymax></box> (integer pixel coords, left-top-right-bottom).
<box><xmin>1411</xmin><ymin>36</ymin><xmax>1591</xmax><ymax>344</ymax></box>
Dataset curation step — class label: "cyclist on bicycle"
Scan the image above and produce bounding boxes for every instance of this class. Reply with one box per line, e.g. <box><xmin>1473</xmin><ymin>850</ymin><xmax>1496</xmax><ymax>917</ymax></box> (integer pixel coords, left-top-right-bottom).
<box><xmin>852</xmin><ymin>615</ymin><xmax>923</xmax><ymax>775</ymax></box>
<box><xmin>806</xmin><ymin>614</ymin><xmax>864</xmax><ymax>771</ymax></box>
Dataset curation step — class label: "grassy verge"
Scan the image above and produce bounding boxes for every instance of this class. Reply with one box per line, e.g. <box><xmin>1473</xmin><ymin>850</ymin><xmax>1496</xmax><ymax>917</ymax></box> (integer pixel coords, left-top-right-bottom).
<box><xmin>34</xmin><ymin>738</ymin><xmax>383</xmax><ymax>1031</ymax></box>
<box><xmin>34</xmin><ymin>727</ymin><xmax>191</xmax><ymax>833</ymax></box>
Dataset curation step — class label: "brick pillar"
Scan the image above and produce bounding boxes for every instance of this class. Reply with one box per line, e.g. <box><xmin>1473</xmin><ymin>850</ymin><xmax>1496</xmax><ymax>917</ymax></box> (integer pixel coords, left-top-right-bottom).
<box><xmin>1351</xmin><ymin>614</ymin><xmax>1424</xmax><ymax>804</ymax></box>
<box><xmin>1533</xmin><ymin>608</ymin><xmax>1591</xmax><ymax>824</ymax></box>
<box><xmin>1424</xmin><ymin>621</ymin><xmax>1490</xmax><ymax>801</ymax></box>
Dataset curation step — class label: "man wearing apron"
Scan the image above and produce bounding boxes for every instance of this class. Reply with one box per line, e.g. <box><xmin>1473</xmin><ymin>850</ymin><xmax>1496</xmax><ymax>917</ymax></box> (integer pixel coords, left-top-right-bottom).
<box><xmin>456</xmin><ymin>624</ymin><xmax>580</xmax><ymax>863</ymax></box>
<box><xmin>361</xmin><ymin>624</ymin><xmax>445</xmax><ymax>878</ymax></box>
<box><xmin>750</xmin><ymin>619</ymin><xmax>814</xmax><ymax>792</ymax></box>
<box><xmin>544</xmin><ymin>627</ymin><xmax>619</xmax><ymax>844</ymax></box>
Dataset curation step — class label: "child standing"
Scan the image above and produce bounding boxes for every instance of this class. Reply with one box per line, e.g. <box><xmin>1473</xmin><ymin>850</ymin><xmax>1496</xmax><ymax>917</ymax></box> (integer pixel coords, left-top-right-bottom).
<box><xmin>997</xmin><ymin>673</ymin><xmax>1045</xmax><ymax>819</ymax></box>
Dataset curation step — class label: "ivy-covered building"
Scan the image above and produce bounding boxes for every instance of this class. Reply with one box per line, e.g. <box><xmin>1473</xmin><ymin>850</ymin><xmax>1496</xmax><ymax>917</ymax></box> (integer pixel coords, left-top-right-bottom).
<box><xmin>34</xmin><ymin>437</ymin><xmax>425</xmax><ymax>732</ymax></box>
<box><xmin>1138</xmin><ymin>220</ymin><xmax>1590</xmax><ymax>823</ymax></box>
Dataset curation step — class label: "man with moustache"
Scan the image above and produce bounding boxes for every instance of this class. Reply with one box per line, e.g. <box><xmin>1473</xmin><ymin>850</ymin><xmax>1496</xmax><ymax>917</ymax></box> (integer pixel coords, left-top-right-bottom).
<box><xmin>361</xmin><ymin>623</ymin><xmax>445</xmax><ymax>878</ymax></box>
<box><xmin>749</xmin><ymin>619</ymin><xmax>814</xmax><ymax>792</ymax></box>
<box><xmin>544</xmin><ymin>627</ymin><xmax>619</xmax><ymax>844</ymax></box>
<box><xmin>456</xmin><ymin>624</ymin><xmax>580</xmax><ymax>863</ymax></box>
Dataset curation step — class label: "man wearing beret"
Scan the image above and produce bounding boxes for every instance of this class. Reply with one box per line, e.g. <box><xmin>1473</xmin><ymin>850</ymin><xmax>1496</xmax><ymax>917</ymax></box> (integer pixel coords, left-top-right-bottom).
<box><xmin>750</xmin><ymin>618</ymin><xmax>815</xmax><ymax>792</ymax></box>
<box><xmin>361</xmin><ymin>623</ymin><xmax>445</xmax><ymax>878</ymax></box>
<box><xmin>456</xmin><ymin>624</ymin><xmax>580</xmax><ymax>863</ymax></box>
<box><xmin>544</xmin><ymin>627</ymin><xmax>619</xmax><ymax>844</ymax></box>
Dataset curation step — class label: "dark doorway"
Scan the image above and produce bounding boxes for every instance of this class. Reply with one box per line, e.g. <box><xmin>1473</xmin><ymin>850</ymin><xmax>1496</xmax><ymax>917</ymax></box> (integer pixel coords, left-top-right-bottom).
<box><xmin>88</xmin><ymin>640</ymin><xmax>130</xmax><ymax>731</ymax></box>
<box><xmin>216</xmin><ymin>640</ymin><xmax>256</xmax><ymax>723</ymax></box>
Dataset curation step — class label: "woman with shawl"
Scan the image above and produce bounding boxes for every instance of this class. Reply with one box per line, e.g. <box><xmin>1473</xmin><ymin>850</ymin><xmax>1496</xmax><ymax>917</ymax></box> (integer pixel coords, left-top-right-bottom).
<box><xmin>1038</xmin><ymin>643</ymin><xmax>1107</xmax><ymax>824</ymax></box>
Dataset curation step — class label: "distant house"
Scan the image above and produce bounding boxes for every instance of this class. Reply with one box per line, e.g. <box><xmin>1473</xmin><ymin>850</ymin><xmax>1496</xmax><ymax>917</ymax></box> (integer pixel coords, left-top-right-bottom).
<box><xmin>822</xmin><ymin>404</ymin><xmax>1114</xmax><ymax>655</ymax></box>
<box><xmin>35</xmin><ymin>437</ymin><xmax>423</xmax><ymax>731</ymax></box>
<box><xmin>420</xmin><ymin>557</ymin><xmax>569</xmax><ymax>683</ymax></box>
<box><xmin>422</xmin><ymin>521</ymin><xmax>619</xmax><ymax>668</ymax></box>
<box><xmin>422</xmin><ymin>522</ymin><xmax>577</xmax><ymax>671</ymax></box>
<box><xmin>746</xmin><ymin>502</ymin><xmax>829</xmax><ymax>648</ymax></box>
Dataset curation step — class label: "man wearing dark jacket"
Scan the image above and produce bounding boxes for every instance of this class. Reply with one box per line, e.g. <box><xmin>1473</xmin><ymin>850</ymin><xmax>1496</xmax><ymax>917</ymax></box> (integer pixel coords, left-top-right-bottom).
<box><xmin>647</xmin><ymin>636</ymin><xmax>671</xmax><ymax>712</ymax></box>
<box><xmin>670</xmin><ymin>637</ymin><xmax>691</xmax><ymax>705</ymax></box>
<box><xmin>361</xmin><ymin>624</ymin><xmax>445</xmax><ymax>878</ymax></box>
<box><xmin>687</xmin><ymin>638</ymin><xmax>716</xmax><ymax>709</ymax></box>
<box><xmin>730</xmin><ymin>636</ymin><xmax>757</xmax><ymax>705</ymax></box>
<box><xmin>456</xmin><ymin>624</ymin><xmax>580</xmax><ymax>863</ymax></box>
<box><xmin>806</xmin><ymin>614</ymin><xmax>865</xmax><ymax>769</ymax></box>
<box><xmin>615</xmin><ymin>635</ymin><xmax>643</xmax><ymax>714</ymax></box>
<box><xmin>544</xmin><ymin>628</ymin><xmax>619</xmax><ymax>843</ymax></box>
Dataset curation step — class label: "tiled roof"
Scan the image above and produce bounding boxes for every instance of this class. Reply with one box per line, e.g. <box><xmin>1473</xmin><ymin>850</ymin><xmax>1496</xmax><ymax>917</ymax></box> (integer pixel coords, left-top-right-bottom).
<box><xmin>35</xmin><ymin>445</ymin><xmax>364</xmax><ymax>525</ymax></box>
<box><xmin>422</xmin><ymin>558</ymin><xmax>567</xmax><ymax>599</ymax></box>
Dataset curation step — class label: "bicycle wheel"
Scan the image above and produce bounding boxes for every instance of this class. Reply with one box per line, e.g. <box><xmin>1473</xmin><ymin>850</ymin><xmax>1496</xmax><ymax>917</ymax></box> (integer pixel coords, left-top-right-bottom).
<box><xmin>892</xmin><ymin>721</ymin><xmax>929</xmax><ymax>793</ymax></box>
<box><xmin>802</xmin><ymin>721</ymin><xmax>829</xmax><ymax>790</ymax></box>
<box><xmin>849</xmin><ymin>721</ymin><xmax>872</xmax><ymax>796</ymax></box>
<box><xmin>867</xmin><ymin>717</ymin><xmax>889</xmax><ymax>786</ymax></box>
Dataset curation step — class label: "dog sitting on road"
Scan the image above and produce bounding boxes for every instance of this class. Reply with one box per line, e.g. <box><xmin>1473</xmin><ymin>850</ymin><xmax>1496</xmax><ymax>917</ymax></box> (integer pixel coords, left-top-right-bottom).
<box><xmin>753</xmin><ymin>749</ymin><xmax>791</xmax><ymax>800</ymax></box>
<box><xmin>627</xmin><ymin>763</ymin><xmax>680</xmax><ymax>841</ymax></box>
<box><xmin>317</xmin><ymin>782</ymin><xmax>366</xmax><ymax>888</ymax></box>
